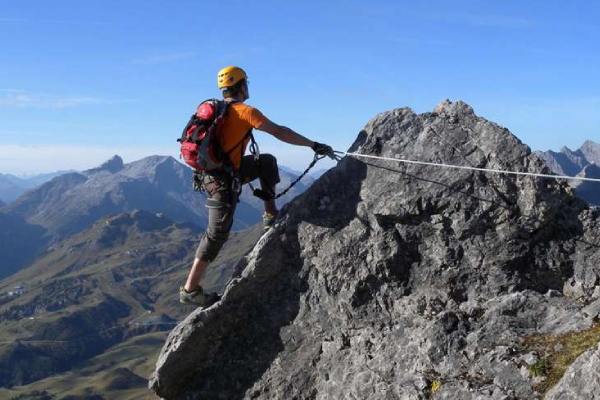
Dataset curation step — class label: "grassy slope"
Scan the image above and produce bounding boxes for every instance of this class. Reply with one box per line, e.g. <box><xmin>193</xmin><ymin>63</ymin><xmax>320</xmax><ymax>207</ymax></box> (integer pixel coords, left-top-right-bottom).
<box><xmin>0</xmin><ymin>332</ymin><xmax>165</xmax><ymax>399</ymax></box>
<box><xmin>0</xmin><ymin>212</ymin><xmax>263</xmax><ymax>396</ymax></box>
<box><xmin>523</xmin><ymin>323</ymin><xmax>600</xmax><ymax>395</ymax></box>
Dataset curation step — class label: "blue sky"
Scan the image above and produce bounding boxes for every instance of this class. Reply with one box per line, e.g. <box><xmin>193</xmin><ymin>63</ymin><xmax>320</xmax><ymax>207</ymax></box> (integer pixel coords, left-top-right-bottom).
<box><xmin>1</xmin><ymin>0</ymin><xmax>599</xmax><ymax>175</ymax></box>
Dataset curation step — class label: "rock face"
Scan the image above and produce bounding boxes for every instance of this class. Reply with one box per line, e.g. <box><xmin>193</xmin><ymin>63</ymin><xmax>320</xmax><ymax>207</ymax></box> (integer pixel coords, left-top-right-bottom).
<box><xmin>150</xmin><ymin>101</ymin><xmax>600</xmax><ymax>399</ymax></box>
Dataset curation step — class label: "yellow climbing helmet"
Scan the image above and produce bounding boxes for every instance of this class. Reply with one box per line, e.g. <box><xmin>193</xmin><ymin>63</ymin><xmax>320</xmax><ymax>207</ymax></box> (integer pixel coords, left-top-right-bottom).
<box><xmin>217</xmin><ymin>66</ymin><xmax>247</xmax><ymax>89</ymax></box>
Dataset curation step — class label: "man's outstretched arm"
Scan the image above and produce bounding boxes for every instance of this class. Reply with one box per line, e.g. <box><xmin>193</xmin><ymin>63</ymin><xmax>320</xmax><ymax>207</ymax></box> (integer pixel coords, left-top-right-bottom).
<box><xmin>256</xmin><ymin>118</ymin><xmax>314</xmax><ymax>147</ymax></box>
<box><xmin>256</xmin><ymin>117</ymin><xmax>335</xmax><ymax>158</ymax></box>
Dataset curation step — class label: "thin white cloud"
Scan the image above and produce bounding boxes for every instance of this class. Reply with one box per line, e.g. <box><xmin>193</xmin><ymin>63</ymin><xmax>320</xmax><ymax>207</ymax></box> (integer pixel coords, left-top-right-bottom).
<box><xmin>0</xmin><ymin>144</ymin><xmax>179</xmax><ymax>175</ymax></box>
<box><xmin>0</xmin><ymin>90</ymin><xmax>134</xmax><ymax>109</ymax></box>
<box><xmin>131</xmin><ymin>51</ymin><xmax>196</xmax><ymax>65</ymax></box>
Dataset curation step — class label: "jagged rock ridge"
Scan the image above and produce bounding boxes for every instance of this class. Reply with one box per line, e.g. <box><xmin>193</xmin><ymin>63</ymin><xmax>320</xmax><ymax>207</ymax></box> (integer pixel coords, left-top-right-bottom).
<box><xmin>536</xmin><ymin>140</ymin><xmax>600</xmax><ymax>206</ymax></box>
<box><xmin>150</xmin><ymin>101</ymin><xmax>600</xmax><ymax>399</ymax></box>
<box><xmin>536</xmin><ymin>140</ymin><xmax>600</xmax><ymax>177</ymax></box>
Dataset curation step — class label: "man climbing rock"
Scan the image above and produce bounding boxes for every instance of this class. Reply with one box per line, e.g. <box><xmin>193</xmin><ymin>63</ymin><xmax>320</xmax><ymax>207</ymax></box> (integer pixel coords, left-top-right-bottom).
<box><xmin>180</xmin><ymin>65</ymin><xmax>334</xmax><ymax>306</ymax></box>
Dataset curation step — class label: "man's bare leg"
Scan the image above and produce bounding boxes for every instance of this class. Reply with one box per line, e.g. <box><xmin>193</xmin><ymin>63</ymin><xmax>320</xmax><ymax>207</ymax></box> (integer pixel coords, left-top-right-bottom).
<box><xmin>264</xmin><ymin>184</ymin><xmax>278</xmax><ymax>215</ymax></box>
<box><xmin>264</xmin><ymin>198</ymin><xmax>278</xmax><ymax>215</ymax></box>
<box><xmin>184</xmin><ymin>257</ymin><xmax>209</xmax><ymax>292</ymax></box>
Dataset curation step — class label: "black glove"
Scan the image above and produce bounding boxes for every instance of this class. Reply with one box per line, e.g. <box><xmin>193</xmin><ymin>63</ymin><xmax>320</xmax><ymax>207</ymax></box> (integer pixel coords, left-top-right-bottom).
<box><xmin>312</xmin><ymin>142</ymin><xmax>335</xmax><ymax>159</ymax></box>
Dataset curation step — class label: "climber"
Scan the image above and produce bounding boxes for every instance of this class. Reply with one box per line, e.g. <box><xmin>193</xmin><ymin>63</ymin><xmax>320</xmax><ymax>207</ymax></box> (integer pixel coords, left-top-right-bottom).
<box><xmin>180</xmin><ymin>65</ymin><xmax>335</xmax><ymax>306</ymax></box>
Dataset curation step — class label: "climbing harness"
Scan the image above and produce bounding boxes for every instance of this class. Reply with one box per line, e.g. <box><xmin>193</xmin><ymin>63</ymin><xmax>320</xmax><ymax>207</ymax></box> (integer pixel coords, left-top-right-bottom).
<box><xmin>335</xmin><ymin>151</ymin><xmax>600</xmax><ymax>183</ymax></box>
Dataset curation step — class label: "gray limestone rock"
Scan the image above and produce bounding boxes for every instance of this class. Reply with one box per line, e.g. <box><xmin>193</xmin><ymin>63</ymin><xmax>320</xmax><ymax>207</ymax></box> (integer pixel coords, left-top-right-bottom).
<box><xmin>150</xmin><ymin>100</ymin><xmax>600</xmax><ymax>399</ymax></box>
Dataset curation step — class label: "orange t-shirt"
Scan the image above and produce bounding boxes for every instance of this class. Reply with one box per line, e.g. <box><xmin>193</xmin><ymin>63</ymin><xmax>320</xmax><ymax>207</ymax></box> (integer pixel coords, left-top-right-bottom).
<box><xmin>220</xmin><ymin>102</ymin><xmax>267</xmax><ymax>170</ymax></box>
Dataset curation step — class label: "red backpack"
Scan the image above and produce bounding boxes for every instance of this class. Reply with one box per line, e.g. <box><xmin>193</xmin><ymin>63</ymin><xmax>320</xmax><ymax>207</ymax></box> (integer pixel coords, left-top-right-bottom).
<box><xmin>177</xmin><ymin>99</ymin><xmax>230</xmax><ymax>172</ymax></box>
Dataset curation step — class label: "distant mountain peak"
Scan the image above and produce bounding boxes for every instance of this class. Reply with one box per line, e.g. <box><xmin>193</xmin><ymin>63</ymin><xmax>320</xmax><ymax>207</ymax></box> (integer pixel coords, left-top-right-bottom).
<box><xmin>579</xmin><ymin>140</ymin><xmax>600</xmax><ymax>165</ymax></box>
<box><xmin>87</xmin><ymin>155</ymin><xmax>124</xmax><ymax>174</ymax></box>
<box><xmin>537</xmin><ymin>140</ymin><xmax>600</xmax><ymax>205</ymax></box>
<box><xmin>560</xmin><ymin>145</ymin><xmax>573</xmax><ymax>154</ymax></box>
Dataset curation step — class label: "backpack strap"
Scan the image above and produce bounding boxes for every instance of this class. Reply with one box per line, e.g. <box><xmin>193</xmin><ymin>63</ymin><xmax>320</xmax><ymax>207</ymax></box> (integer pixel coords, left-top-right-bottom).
<box><xmin>215</xmin><ymin>99</ymin><xmax>229</xmax><ymax>119</ymax></box>
<box><xmin>224</xmin><ymin>129</ymin><xmax>254</xmax><ymax>156</ymax></box>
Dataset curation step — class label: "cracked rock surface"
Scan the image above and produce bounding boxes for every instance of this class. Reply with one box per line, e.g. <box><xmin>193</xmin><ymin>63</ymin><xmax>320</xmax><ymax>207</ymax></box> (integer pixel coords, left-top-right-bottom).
<box><xmin>150</xmin><ymin>100</ymin><xmax>600</xmax><ymax>399</ymax></box>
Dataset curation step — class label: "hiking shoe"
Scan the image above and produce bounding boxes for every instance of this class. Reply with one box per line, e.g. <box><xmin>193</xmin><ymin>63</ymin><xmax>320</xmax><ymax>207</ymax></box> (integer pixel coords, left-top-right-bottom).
<box><xmin>179</xmin><ymin>286</ymin><xmax>220</xmax><ymax>307</ymax></box>
<box><xmin>262</xmin><ymin>211</ymin><xmax>278</xmax><ymax>230</ymax></box>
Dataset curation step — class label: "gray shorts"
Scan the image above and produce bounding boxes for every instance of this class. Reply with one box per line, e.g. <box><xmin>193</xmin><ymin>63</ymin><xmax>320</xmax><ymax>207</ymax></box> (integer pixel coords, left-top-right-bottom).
<box><xmin>194</xmin><ymin>154</ymin><xmax>280</xmax><ymax>262</ymax></box>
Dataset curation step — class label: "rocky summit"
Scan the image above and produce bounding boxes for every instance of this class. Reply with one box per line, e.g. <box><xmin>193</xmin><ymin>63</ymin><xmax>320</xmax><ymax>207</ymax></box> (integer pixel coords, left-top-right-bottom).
<box><xmin>150</xmin><ymin>101</ymin><xmax>600</xmax><ymax>400</ymax></box>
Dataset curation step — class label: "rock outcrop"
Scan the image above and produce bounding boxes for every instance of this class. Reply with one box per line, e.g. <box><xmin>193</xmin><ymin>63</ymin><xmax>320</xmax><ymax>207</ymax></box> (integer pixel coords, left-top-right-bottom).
<box><xmin>150</xmin><ymin>101</ymin><xmax>600</xmax><ymax>399</ymax></box>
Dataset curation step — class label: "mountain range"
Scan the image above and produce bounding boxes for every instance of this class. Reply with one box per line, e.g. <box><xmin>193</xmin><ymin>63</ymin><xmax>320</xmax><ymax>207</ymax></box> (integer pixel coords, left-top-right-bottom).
<box><xmin>2</xmin><ymin>155</ymin><xmax>313</xmax><ymax>237</ymax></box>
<box><xmin>535</xmin><ymin>140</ymin><xmax>600</xmax><ymax>176</ymax></box>
<box><xmin>0</xmin><ymin>155</ymin><xmax>314</xmax><ymax>280</ymax></box>
<box><xmin>536</xmin><ymin>140</ymin><xmax>600</xmax><ymax>206</ymax></box>
<box><xmin>0</xmin><ymin>171</ymin><xmax>73</xmax><ymax>204</ymax></box>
